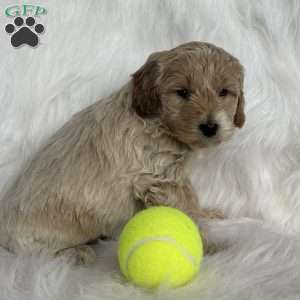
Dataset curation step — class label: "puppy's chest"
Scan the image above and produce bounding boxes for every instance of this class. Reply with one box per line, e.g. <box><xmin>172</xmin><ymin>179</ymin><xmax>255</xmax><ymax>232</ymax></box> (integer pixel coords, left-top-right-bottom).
<box><xmin>131</xmin><ymin>136</ymin><xmax>187</xmax><ymax>181</ymax></box>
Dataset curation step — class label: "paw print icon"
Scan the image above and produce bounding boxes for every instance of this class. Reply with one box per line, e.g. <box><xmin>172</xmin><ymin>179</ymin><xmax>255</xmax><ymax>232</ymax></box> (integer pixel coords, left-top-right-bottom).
<box><xmin>5</xmin><ymin>16</ymin><xmax>44</xmax><ymax>48</ymax></box>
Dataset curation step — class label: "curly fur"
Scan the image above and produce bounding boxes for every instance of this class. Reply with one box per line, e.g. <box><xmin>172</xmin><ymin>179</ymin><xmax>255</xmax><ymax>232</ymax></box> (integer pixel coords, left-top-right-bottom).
<box><xmin>0</xmin><ymin>42</ymin><xmax>245</xmax><ymax>264</ymax></box>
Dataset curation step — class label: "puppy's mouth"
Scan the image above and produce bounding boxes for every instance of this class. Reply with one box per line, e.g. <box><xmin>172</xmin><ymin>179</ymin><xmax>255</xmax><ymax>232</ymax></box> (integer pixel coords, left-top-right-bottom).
<box><xmin>199</xmin><ymin>112</ymin><xmax>234</xmax><ymax>146</ymax></box>
<box><xmin>200</xmin><ymin>128</ymin><xmax>234</xmax><ymax>147</ymax></box>
<box><xmin>167</xmin><ymin>112</ymin><xmax>234</xmax><ymax>149</ymax></box>
<box><xmin>191</xmin><ymin>123</ymin><xmax>235</xmax><ymax>149</ymax></box>
<box><xmin>171</xmin><ymin>126</ymin><xmax>234</xmax><ymax>150</ymax></box>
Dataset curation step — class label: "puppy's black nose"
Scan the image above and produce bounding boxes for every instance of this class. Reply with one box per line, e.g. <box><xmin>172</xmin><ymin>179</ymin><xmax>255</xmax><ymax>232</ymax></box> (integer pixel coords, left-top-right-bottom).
<box><xmin>199</xmin><ymin>122</ymin><xmax>219</xmax><ymax>137</ymax></box>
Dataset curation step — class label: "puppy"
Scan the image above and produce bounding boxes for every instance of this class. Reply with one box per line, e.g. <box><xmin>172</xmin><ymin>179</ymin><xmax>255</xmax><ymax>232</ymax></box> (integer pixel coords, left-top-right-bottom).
<box><xmin>0</xmin><ymin>42</ymin><xmax>245</xmax><ymax>264</ymax></box>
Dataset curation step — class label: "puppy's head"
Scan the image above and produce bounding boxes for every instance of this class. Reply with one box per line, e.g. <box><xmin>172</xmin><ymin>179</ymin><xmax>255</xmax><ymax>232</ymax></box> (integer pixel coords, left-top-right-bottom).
<box><xmin>132</xmin><ymin>41</ymin><xmax>245</xmax><ymax>148</ymax></box>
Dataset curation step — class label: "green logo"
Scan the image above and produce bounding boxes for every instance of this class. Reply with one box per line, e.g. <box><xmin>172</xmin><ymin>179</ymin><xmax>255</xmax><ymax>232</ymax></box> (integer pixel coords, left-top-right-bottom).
<box><xmin>5</xmin><ymin>4</ymin><xmax>47</xmax><ymax>17</ymax></box>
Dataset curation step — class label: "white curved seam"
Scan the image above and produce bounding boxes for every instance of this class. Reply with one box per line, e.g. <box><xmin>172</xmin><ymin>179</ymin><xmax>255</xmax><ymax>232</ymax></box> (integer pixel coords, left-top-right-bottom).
<box><xmin>125</xmin><ymin>236</ymin><xmax>197</xmax><ymax>276</ymax></box>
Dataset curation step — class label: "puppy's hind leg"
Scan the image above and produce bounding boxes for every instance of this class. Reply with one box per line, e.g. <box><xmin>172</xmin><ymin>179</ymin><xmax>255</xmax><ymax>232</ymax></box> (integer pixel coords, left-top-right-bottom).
<box><xmin>10</xmin><ymin>225</ymin><xmax>97</xmax><ymax>265</ymax></box>
<box><xmin>55</xmin><ymin>245</ymin><xmax>97</xmax><ymax>265</ymax></box>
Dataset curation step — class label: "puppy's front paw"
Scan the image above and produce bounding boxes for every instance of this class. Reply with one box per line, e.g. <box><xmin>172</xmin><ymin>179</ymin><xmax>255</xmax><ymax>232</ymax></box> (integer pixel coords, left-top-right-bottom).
<box><xmin>55</xmin><ymin>245</ymin><xmax>96</xmax><ymax>265</ymax></box>
<box><xmin>198</xmin><ymin>208</ymin><xmax>224</xmax><ymax>220</ymax></box>
<box><xmin>198</xmin><ymin>218</ymin><xmax>232</xmax><ymax>256</ymax></box>
<box><xmin>200</xmin><ymin>230</ymin><xmax>227</xmax><ymax>256</ymax></box>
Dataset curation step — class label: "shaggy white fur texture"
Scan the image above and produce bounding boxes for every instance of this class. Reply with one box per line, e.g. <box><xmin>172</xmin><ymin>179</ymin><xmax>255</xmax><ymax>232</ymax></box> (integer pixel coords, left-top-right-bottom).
<box><xmin>1</xmin><ymin>0</ymin><xmax>300</xmax><ymax>299</ymax></box>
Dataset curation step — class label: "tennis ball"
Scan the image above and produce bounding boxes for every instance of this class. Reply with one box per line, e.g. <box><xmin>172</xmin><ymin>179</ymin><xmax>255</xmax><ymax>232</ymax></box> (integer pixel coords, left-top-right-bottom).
<box><xmin>118</xmin><ymin>206</ymin><xmax>203</xmax><ymax>289</ymax></box>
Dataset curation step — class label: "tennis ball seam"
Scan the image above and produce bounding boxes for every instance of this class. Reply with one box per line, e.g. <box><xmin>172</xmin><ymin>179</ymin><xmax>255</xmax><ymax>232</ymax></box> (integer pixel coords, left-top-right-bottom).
<box><xmin>125</xmin><ymin>236</ymin><xmax>198</xmax><ymax>278</ymax></box>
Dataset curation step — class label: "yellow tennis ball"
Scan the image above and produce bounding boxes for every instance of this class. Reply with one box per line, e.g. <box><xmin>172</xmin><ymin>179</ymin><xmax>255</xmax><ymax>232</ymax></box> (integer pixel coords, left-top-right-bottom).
<box><xmin>118</xmin><ymin>206</ymin><xmax>203</xmax><ymax>289</ymax></box>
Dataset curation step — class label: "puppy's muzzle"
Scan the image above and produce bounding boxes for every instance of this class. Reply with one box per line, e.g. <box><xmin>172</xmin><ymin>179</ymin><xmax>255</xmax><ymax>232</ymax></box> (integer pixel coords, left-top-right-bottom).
<box><xmin>199</xmin><ymin>122</ymin><xmax>219</xmax><ymax>137</ymax></box>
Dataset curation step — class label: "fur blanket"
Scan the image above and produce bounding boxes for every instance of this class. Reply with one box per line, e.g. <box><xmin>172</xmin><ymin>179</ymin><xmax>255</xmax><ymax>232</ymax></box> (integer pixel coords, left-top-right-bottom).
<box><xmin>0</xmin><ymin>0</ymin><xmax>300</xmax><ymax>299</ymax></box>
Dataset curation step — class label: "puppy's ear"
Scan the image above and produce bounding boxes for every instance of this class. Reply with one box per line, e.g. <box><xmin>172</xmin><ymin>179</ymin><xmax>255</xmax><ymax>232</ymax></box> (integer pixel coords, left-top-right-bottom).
<box><xmin>132</xmin><ymin>53</ymin><xmax>162</xmax><ymax>117</ymax></box>
<box><xmin>234</xmin><ymin>90</ymin><xmax>245</xmax><ymax>128</ymax></box>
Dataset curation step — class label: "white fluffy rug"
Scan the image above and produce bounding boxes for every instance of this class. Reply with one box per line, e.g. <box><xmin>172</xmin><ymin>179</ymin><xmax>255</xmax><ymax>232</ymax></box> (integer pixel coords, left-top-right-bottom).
<box><xmin>1</xmin><ymin>0</ymin><xmax>300</xmax><ymax>299</ymax></box>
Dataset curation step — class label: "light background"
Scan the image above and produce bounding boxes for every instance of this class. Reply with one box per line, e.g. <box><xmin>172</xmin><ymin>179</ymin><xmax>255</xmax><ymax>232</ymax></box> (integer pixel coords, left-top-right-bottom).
<box><xmin>0</xmin><ymin>1</ymin><xmax>300</xmax><ymax>299</ymax></box>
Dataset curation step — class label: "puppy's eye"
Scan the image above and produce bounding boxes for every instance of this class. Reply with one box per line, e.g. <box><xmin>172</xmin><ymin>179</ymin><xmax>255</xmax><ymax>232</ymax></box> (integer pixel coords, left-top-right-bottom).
<box><xmin>176</xmin><ymin>89</ymin><xmax>190</xmax><ymax>99</ymax></box>
<box><xmin>218</xmin><ymin>89</ymin><xmax>229</xmax><ymax>97</ymax></box>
